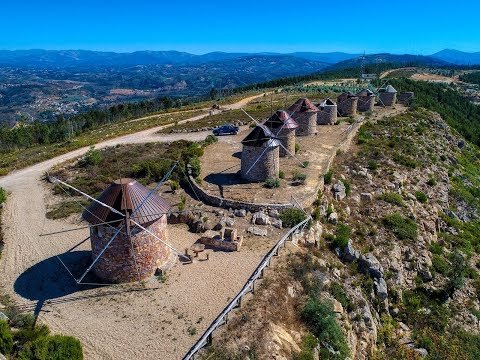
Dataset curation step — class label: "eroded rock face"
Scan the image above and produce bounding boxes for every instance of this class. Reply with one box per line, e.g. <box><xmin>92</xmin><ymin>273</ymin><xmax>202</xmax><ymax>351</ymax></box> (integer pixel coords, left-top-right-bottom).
<box><xmin>359</xmin><ymin>253</ymin><xmax>384</xmax><ymax>279</ymax></box>
<box><xmin>333</xmin><ymin>181</ymin><xmax>347</xmax><ymax>201</ymax></box>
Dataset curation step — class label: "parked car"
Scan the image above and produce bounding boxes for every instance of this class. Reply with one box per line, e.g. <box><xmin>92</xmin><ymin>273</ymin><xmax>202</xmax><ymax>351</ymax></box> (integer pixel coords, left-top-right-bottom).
<box><xmin>212</xmin><ymin>124</ymin><xmax>239</xmax><ymax>136</ymax></box>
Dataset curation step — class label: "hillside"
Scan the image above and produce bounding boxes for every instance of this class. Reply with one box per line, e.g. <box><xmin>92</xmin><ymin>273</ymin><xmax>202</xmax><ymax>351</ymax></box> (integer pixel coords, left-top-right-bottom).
<box><xmin>432</xmin><ymin>49</ymin><xmax>480</xmax><ymax>65</ymax></box>
<box><xmin>202</xmin><ymin>108</ymin><xmax>480</xmax><ymax>360</ymax></box>
<box><xmin>332</xmin><ymin>53</ymin><xmax>449</xmax><ymax>70</ymax></box>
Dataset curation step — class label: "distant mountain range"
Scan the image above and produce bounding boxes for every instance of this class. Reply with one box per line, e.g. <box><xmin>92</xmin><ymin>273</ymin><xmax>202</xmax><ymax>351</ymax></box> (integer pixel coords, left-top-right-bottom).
<box><xmin>431</xmin><ymin>49</ymin><xmax>480</xmax><ymax>65</ymax></box>
<box><xmin>0</xmin><ymin>49</ymin><xmax>360</xmax><ymax>68</ymax></box>
<box><xmin>1</xmin><ymin>49</ymin><xmax>480</xmax><ymax>69</ymax></box>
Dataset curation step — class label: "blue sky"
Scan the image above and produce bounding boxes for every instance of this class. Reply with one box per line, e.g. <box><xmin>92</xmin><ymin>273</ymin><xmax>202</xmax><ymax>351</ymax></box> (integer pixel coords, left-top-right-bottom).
<box><xmin>1</xmin><ymin>0</ymin><xmax>479</xmax><ymax>54</ymax></box>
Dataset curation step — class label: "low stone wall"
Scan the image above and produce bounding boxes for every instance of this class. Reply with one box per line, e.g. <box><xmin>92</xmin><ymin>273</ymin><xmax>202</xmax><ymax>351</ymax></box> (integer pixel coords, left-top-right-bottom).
<box><xmin>317</xmin><ymin>105</ymin><xmax>337</xmax><ymax>125</ymax></box>
<box><xmin>188</xmin><ymin>175</ymin><xmax>293</xmax><ymax>212</ymax></box>
<box><xmin>241</xmin><ymin>145</ymin><xmax>279</xmax><ymax>182</ymax></box>
<box><xmin>90</xmin><ymin>216</ymin><xmax>171</xmax><ymax>283</ymax></box>
<box><xmin>357</xmin><ymin>96</ymin><xmax>375</xmax><ymax>112</ymax></box>
<box><xmin>293</xmin><ymin>113</ymin><xmax>317</xmax><ymax>136</ymax></box>
<box><xmin>379</xmin><ymin>92</ymin><xmax>397</xmax><ymax>106</ymax></box>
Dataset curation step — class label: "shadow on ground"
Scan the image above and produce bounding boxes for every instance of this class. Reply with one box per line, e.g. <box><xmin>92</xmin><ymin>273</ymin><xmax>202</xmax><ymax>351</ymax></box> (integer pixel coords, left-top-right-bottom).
<box><xmin>14</xmin><ymin>249</ymin><xmax>161</xmax><ymax>317</ymax></box>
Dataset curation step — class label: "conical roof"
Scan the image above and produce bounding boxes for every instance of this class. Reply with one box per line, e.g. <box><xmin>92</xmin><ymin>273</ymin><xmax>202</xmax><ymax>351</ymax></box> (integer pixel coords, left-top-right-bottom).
<box><xmin>241</xmin><ymin>124</ymin><xmax>281</xmax><ymax>148</ymax></box>
<box><xmin>337</xmin><ymin>92</ymin><xmax>358</xmax><ymax>102</ymax></box>
<box><xmin>264</xmin><ymin>110</ymin><xmax>299</xmax><ymax>129</ymax></box>
<box><xmin>384</xmin><ymin>85</ymin><xmax>397</xmax><ymax>93</ymax></box>
<box><xmin>82</xmin><ymin>178</ymin><xmax>170</xmax><ymax>226</ymax></box>
<box><xmin>356</xmin><ymin>89</ymin><xmax>374</xmax><ymax>97</ymax></box>
<box><xmin>287</xmin><ymin>98</ymin><xmax>319</xmax><ymax>113</ymax></box>
<box><xmin>317</xmin><ymin>98</ymin><xmax>336</xmax><ymax>108</ymax></box>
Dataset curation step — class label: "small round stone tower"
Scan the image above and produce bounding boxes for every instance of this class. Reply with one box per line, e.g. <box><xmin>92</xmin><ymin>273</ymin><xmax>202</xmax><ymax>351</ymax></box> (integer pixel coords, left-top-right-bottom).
<box><xmin>356</xmin><ymin>89</ymin><xmax>376</xmax><ymax>112</ymax></box>
<box><xmin>240</xmin><ymin>124</ymin><xmax>280</xmax><ymax>182</ymax></box>
<box><xmin>337</xmin><ymin>92</ymin><xmax>358</xmax><ymax>116</ymax></box>
<box><xmin>379</xmin><ymin>85</ymin><xmax>397</xmax><ymax>106</ymax></box>
<box><xmin>316</xmin><ymin>98</ymin><xmax>338</xmax><ymax>125</ymax></box>
<box><xmin>287</xmin><ymin>98</ymin><xmax>318</xmax><ymax>136</ymax></box>
<box><xmin>82</xmin><ymin>179</ymin><xmax>172</xmax><ymax>283</ymax></box>
<box><xmin>264</xmin><ymin>110</ymin><xmax>298</xmax><ymax>157</ymax></box>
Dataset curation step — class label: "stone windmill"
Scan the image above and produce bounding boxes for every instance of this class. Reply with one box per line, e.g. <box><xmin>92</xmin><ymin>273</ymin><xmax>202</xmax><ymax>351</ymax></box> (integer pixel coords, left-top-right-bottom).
<box><xmin>50</xmin><ymin>165</ymin><xmax>187</xmax><ymax>285</ymax></box>
<box><xmin>287</xmin><ymin>98</ymin><xmax>318</xmax><ymax>136</ymax></box>
<box><xmin>316</xmin><ymin>98</ymin><xmax>338</xmax><ymax>125</ymax></box>
<box><xmin>263</xmin><ymin>110</ymin><xmax>298</xmax><ymax>157</ymax></box>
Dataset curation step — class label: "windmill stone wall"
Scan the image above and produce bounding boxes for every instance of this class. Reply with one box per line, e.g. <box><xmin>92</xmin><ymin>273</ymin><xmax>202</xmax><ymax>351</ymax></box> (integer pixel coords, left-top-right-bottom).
<box><xmin>317</xmin><ymin>105</ymin><xmax>337</xmax><ymax>125</ymax></box>
<box><xmin>241</xmin><ymin>145</ymin><xmax>279</xmax><ymax>182</ymax></box>
<box><xmin>337</xmin><ymin>97</ymin><xmax>358</xmax><ymax>116</ymax></box>
<box><xmin>398</xmin><ymin>91</ymin><xmax>414</xmax><ymax>104</ymax></box>
<box><xmin>379</xmin><ymin>92</ymin><xmax>397</xmax><ymax>106</ymax></box>
<box><xmin>294</xmin><ymin>113</ymin><xmax>317</xmax><ymax>136</ymax></box>
<box><xmin>357</xmin><ymin>96</ymin><xmax>375</xmax><ymax>112</ymax></box>
<box><xmin>90</xmin><ymin>216</ymin><xmax>171</xmax><ymax>283</ymax></box>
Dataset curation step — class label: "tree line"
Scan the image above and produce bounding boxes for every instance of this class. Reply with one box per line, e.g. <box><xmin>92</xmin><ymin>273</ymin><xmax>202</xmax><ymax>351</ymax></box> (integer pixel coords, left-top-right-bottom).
<box><xmin>385</xmin><ymin>78</ymin><xmax>480</xmax><ymax>146</ymax></box>
<box><xmin>0</xmin><ymin>96</ymin><xmax>194</xmax><ymax>151</ymax></box>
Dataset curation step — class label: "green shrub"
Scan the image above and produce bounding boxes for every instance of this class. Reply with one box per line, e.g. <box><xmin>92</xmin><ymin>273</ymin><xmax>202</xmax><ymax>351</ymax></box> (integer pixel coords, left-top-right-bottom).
<box><xmin>432</xmin><ymin>254</ymin><xmax>449</xmax><ymax>275</ymax></box>
<box><xmin>301</xmin><ymin>299</ymin><xmax>350</xmax><ymax>359</ymax></box>
<box><xmin>415</xmin><ymin>190</ymin><xmax>428</xmax><ymax>203</ymax></box>
<box><xmin>302</xmin><ymin>161</ymin><xmax>310</xmax><ymax>168</ymax></box>
<box><xmin>82</xmin><ymin>146</ymin><xmax>102</xmax><ymax>166</ymax></box>
<box><xmin>18</xmin><ymin>335</ymin><xmax>83</xmax><ymax>360</ymax></box>
<box><xmin>367</xmin><ymin>159</ymin><xmax>378</xmax><ymax>171</ymax></box>
<box><xmin>280</xmin><ymin>208</ymin><xmax>307</xmax><ymax>228</ymax></box>
<box><xmin>295</xmin><ymin>143</ymin><xmax>301</xmax><ymax>153</ymax></box>
<box><xmin>204</xmin><ymin>134</ymin><xmax>218</xmax><ymax>145</ymax></box>
<box><xmin>189</xmin><ymin>157</ymin><xmax>201</xmax><ymax>178</ymax></box>
<box><xmin>426</xmin><ymin>177</ymin><xmax>437</xmax><ymax>186</ymax></box>
<box><xmin>329</xmin><ymin>282</ymin><xmax>354</xmax><ymax>312</ymax></box>
<box><xmin>343</xmin><ymin>180</ymin><xmax>351</xmax><ymax>196</ymax></box>
<box><xmin>324</xmin><ymin>170</ymin><xmax>333</xmax><ymax>184</ymax></box>
<box><xmin>0</xmin><ymin>187</ymin><xmax>6</xmax><ymax>204</ymax></box>
<box><xmin>169</xmin><ymin>180</ymin><xmax>179</xmax><ymax>192</ymax></box>
<box><xmin>292</xmin><ymin>171</ymin><xmax>307</xmax><ymax>185</ymax></box>
<box><xmin>429</xmin><ymin>242</ymin><xmax>443</xmax><ymax>255</ymax></box>
<box><xmin>294</xmin><ymin>334</ymin><xmax>318</xmax><ymax>360</ymax></box>
<box><xmin>265</xmin><ymin>177</ymin><xmax>280</xmax><ymax>188</ymax></box>
<box><xmin>378</xmin><ymin>192</ymin><xmax>404</xmax><ymax>207</ymax></box>
<box><xmin>383</xmin><ymin>213</ymin><xmax>417</xmax><ymax>240</ymax></box>
<box><xmin>278</xmin><ymin>170</ymin><xmax>285</xmax><ymax>179</ymax></box>
<box><xmin>0</xmin><ymin>320</ymin><xmax>13</xmax><ymax>355</ymax></box>
<box><xmin>333</xmin><ymin>224</ymin><xmax>351</xmax><ymax>248</ymax></box>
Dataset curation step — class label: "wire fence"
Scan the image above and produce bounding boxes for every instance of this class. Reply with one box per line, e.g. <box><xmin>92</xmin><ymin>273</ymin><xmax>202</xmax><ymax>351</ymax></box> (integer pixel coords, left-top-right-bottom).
<box><xmin>182</xmin><ymin>217</ymin><xmax>311</xmax><ymax>360</ymax></box>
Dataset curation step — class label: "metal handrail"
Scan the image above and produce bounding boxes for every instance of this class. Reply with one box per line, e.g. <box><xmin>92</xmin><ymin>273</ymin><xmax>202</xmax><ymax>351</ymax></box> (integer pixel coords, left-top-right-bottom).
<box><xmin>183</xmin><ymin>217</ymin><xmax>310</xmax><ymax>360</ymax></box>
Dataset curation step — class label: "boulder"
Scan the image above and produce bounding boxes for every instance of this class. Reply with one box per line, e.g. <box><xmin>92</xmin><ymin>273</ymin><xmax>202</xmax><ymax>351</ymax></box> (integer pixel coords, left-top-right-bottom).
<box><xmin>414</xmin><ymin>348</ymin><xmax>428</xmax><ymax>357</ymax></box>
<box><xmin>225</xmin><ymin>217</ymin><xmax>235</xmax><ymax>227</ymax></box>
<box><xmin>253</xmin><ymin>212</ymin><xmax>270</xmax><ymax>225</ymax></box>
<box><xmin>328</xmin><ymin>212</ymin><xmax>338</xmax><ymax>224</ymax></box>
<box><xmin>343</xmin><ymin>240</ymin><xmax>361</xmax><ymax>262</ymax></box>
<box><xmin>272</xmin><ymin>219</ymin><xmax>283</xmax><ymax>229</ymax></box>
<box><xmin>332</xmin><ymin>181</ymin><xmax>347</xmax><ymax>201</ymax></box>
<box><xmin>418</xmin><ymin>268</ymin><xmax>433</xmax><ymax>282</ymax></box>
<box><xmin>359</xmin><ymin>253</ymin><xmax>384</xmax><ymax>279</ymax></box>
<box><xmin>268</xmin><ymin>209</ymin><xmax>280</xmax><ymax>219</ymax></box>
<box><xmin>234</xmin><ymin>209</ymin><xmax>247</xmax><ymax>217</ymax></box>
<box><xmin>360</xmin><ymin>192</ymin><xmax>373</xmax><ymax>202</ymax></box>
<box><xmin>247</xmin><ymin>226</ymin><xmax>268</xmax><ymax>236</ymax></box>
<box><xmin>374</xmin><ymin>278</ymin><xmax>388</xmax><ymax>300</ymax></box>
